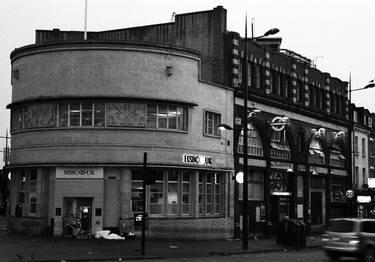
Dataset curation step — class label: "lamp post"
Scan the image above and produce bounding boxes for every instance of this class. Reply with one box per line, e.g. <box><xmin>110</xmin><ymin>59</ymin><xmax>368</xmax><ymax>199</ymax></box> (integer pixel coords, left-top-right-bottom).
<box><xmin>241</xmin><ymin>18</ymin><xmax>279</xmax><ymax>249</ymax></box>
<box><xmin>348</xmin><ymin>79</ymin><xmax>375</xmax><ymax>216</ymax></box>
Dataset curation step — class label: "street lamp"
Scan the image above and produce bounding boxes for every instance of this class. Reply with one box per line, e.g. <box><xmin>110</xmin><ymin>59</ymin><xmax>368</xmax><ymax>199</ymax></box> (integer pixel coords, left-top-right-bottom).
<box><xmin>241</xmin><ymin>17</ymin><xmax>279</xmax><ymax>249</ymax></box>
<box><xmin>348</xmin><ymin>79</ymin><xmax>375</xmax><ymax>216</ymax></box>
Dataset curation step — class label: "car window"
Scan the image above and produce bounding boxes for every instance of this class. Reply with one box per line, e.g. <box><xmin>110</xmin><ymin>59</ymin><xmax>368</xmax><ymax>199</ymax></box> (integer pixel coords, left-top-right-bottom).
<box><xmin>327</xmin><ymin>220</ymin><xmax>354</xmax><ymax>232</ymax></box>
<box><xmin>362</xmin><ymin>221</ymin><xmax>375</xmax><ymax>233</ymax></box>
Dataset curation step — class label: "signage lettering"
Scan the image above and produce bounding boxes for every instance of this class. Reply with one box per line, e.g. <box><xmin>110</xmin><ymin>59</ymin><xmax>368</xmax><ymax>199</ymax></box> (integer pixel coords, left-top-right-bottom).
<box><xmin>183</xmin><ymin>154</ymin><xmax>213</xmax><ymax>165</ymax></box>
<box><xmin>56</xmin><ymin>167</ymin><xmax>103</xmax><ymax>179</ymax></box>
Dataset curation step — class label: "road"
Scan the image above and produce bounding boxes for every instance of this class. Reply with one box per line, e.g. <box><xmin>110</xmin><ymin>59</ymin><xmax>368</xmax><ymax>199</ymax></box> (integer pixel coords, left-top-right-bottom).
<box><xmin>121</xmin><ymin>249</ymin><xmax>360</xmax><ymax>262</ymax></box>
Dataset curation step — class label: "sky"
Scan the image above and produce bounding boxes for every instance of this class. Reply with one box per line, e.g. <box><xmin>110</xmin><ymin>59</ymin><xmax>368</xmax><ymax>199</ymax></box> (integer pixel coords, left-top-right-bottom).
<box><xmin>1</xmin><ymin>0</ymin><xmax>375</xmax><ymax>165</ymax></box>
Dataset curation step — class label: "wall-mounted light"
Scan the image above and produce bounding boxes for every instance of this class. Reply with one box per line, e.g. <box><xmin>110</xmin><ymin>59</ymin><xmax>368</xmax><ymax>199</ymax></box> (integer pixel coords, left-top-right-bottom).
<box><xmin>312</xmin><ymin>171</ymin><xmax>318</xmax><ymax>175</ymax></box>
<box><xmin>287</xmin><ymin>168</ymin><xmax>293</xmax><ymax>173</ymax></box>
<box><xmin>235</xmin><ymin>171</ymin><xmax>244</xmax><ymax>184</ymax></box>
<box><xmin>217</xmin><ymin>123</ymin><xmax>233</xmax><ymax>131</ymax></box>
<box><xmin>166</xmin><ymin>66</ymin><xmax>174</xmax><ymax>76</ymax></box>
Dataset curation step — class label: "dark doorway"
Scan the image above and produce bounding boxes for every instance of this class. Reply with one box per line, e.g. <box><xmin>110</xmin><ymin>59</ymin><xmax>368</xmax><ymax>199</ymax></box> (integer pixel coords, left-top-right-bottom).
<box><xmin>311</xmin><ymin>192</ymin><xmax>323</xmax><ymax>225</ymax></box>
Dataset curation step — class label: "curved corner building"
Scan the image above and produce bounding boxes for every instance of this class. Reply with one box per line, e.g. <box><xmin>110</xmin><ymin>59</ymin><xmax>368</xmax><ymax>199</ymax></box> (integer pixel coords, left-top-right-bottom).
<box><xmin>7</xmin><ymin>41</ymin><xmax>234</xmax><ymax>239</ymax></box>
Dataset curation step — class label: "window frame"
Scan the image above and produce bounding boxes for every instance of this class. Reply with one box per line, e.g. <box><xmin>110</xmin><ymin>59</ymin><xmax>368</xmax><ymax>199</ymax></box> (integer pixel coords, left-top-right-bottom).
<box><xmin>204</xmin><ymin>110</ymin><xmax>221</xmax><ymax>137</ymax></box>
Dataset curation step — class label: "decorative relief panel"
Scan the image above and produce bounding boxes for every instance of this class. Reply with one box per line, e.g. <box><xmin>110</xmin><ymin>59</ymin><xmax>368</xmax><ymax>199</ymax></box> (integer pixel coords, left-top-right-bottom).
<box><xmin>106</xmin><ymin>103</ymin><xmax>146</xmax><ymax>127</ymax></box>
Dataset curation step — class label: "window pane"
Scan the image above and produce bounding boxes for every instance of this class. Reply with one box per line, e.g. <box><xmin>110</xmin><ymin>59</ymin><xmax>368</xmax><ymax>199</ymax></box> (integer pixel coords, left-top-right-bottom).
<box><xmin>168</xmin><ymin>106</ymin><xmax>177</xmax><ymax>129</ymax></box>
<box><xmin>69</xmin><ymin>103</ymin><xmax>80</xmax><ymax>126</ymax></box>
<box><xmin>158</xmin><ymin>105</ymin><xmax>167</xmax><ymax>128</ymax></box>
<box><xmin>94</xmin><ymin>103</ymin><xmax>105</xmax><ymax>127</ymax></box>
<box><xmin>177</xmin><ymin>107</ymin><xmax>184</xmax><ymax>130</ymax></box>
<box><xmin>82</xmin><ymin>103</ymin><xmax>93</xmax><ymax>126</ymax></box>
<box><xmin>149</xmin><ymin>170</ymin><xmax>164</xmax><ymax>215</ymax></box>
<box><xmin>147</xmin><ymin>104</ymin><xmax>157</xmax><ymax>128</ymax></box>
<box><xmin>131</xmin><ymin>170</ymin><xmax>143</xmax><ymax>212</ymax></box>
<box><xmin>59</xmin><ymin>104</ymin><xmax>69</xmax><ymax>127</ymax></box>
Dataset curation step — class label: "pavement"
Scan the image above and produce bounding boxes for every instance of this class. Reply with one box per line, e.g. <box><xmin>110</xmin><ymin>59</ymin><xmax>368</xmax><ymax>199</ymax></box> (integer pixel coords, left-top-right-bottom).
<box><xmin>0</xmin><ymin>218</ymin><xmax>323</xmax><ymax>262</ymax></box>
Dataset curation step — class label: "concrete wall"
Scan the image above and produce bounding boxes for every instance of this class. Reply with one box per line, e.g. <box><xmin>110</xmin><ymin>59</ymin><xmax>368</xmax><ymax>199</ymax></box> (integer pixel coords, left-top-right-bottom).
<box><xmin>10</xmin><ymin>43</ymin><xmax>233</xmax><ymax>169</ymax></box>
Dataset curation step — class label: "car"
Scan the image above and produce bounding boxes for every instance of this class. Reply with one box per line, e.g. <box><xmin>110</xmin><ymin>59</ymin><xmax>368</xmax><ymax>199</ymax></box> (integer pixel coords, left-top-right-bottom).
<box><xmin>322</xmin><ymin>218</ymin><xmax>375</xmax><ymax>262</ymax></box>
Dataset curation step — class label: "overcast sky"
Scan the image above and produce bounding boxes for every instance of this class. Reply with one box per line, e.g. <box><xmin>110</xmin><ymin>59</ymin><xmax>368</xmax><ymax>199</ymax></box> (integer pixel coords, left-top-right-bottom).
<box><xmin>1</xmin><ymin>0</ymin><xmax>375</xmax><ymax>165</ymax></box>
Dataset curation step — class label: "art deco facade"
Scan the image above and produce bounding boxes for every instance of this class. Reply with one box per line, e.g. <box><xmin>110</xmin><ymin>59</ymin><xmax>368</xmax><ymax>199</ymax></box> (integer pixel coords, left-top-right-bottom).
<box><xmin>7</xmin><ymin>41</ymin><xmax>234</xmax><ymax>238</ymax></box>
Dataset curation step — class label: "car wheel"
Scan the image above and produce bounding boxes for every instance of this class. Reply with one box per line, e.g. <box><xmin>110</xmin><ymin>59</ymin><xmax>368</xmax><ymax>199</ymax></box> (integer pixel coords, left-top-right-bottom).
<box><xmin>326</xmin><ymin>252</ymin><xmax>340</xmax><ymax>260</ymax></box>
<box><xmin>363</xmin><ymin>248</ymin><xmax>375</xmax><ymax>262</ymax></box>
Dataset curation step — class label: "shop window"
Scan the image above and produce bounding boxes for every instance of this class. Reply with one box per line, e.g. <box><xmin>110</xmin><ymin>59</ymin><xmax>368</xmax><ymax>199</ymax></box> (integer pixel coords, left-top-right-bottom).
<box><xmin>198</xmin><ymin>171</ymin><xmax>223</xmax><ymax>216</ymax></box>
<box><xmin>131</xmin><ymin>171</ymin><xmax>143</xmax><ymax>212</ymax></box>
<box><xmin>131</xmin><ymin>169</ymin><xmax>196</xmax><ymax>217</ymax></box>
<box><xmin>29</xmin><ymin>196</ymin><xmax>37</xmax><ymax>214</ymax></box>
<box><xmin>237</xmin><ymin>123</ymin><xmax>263</xmax><ymax>156</ymax></box>
<box><xmin>149</xmin><ymin>170</ymin><xmax>164</xmax><ymax>215</ymax></box>
<box><xmin>239</xmin><ymin>171</ymin><xmax>264</xmax><ymax>200</ymax></box>
<box><xmin>331</xmin><ymin>179</ymin><xmax>345</xmax><ymax>201</ymax></box>
<box><xmin>204</xmin><ymin>111</ymin><xmax>221</xmax><ymax>137</ymax></box>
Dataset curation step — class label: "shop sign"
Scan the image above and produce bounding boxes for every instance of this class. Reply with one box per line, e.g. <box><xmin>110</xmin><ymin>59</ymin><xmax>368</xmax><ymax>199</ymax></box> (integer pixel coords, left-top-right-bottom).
<box><xmin>297</xmin><ymin>165</ymin><xmax>306</xmax><ymax>172</ymax></box>
<box><xmin>56</xmin><ymin>167</ymin><xmax>104</xmax><ymax>179</ymax></box>
<box><xmin>271</xmin><ymin>161</ymin><xmax>293</xmax><ymax>170</ymax></box>
<box><xmin>309</xmin><ymin>166</ymin><xmax>328</xmax><ymax>174</ymax></box>
<box><xmin>183</xmin><ymin>154</ymin><xmax>213</xmax><ymax>165</ymax></box>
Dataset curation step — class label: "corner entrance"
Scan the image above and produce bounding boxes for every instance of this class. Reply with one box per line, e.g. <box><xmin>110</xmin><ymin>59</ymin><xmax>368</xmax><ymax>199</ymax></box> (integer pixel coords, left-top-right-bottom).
<box><xmin>63</xmin><ymin>198</ymin><xmax>92</xmax><ymax>231</ymax></box>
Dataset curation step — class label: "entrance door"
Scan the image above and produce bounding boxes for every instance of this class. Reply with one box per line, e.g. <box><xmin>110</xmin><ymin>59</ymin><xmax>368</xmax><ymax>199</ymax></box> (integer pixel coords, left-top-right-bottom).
<box><xmin>311</xmin><ymin>192</ymin><xmax>322</xmax><ymax>225</ymax></box>
<box><xmin>271</xmin><ymin>196</ymin><xmax>290</xmax><ymax>233</ymax></box>
<box><xmin>63</xmin><ymin>198</ymin><xmax>92</xmax><ymax>231</ymax></box>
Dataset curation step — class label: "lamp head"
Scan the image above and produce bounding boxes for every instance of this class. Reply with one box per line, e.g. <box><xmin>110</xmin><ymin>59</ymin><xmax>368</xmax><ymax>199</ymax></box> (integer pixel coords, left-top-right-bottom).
<box><xmin>264</xmin><ymin>28</ymin><xmax>279</xmax><ymax>36</ymax></box>
<box><xmin>217</xmin><ymin>123</ymin><xmax>233</xmax><ymax>131</ymax></box>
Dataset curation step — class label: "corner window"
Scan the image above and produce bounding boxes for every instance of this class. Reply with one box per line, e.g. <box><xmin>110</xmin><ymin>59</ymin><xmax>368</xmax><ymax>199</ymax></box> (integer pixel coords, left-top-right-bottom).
<box><xmin>204</xmin><ymin>111</ymin><xmax>221</xmax><ymax>136</ymax></box>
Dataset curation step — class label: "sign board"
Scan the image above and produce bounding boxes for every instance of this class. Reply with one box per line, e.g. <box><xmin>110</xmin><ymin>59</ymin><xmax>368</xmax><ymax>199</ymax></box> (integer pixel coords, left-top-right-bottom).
<box><xmin>345</xmin><ymin>189</ymin><xmax>354</xmax><ymax>199</ymax></box>
<box><xmin>183</xmin><ymin>154</ymin><xmax>213</xmax><ymax>165</ymax></box>
<box><xmin>56</xmin><ymin>167</ymin><xmax>103</xmax><ymax>179</ymax></box>
<box><xmin>357</xmin><ymin>195</ymin><xmax>371</xmax><ymax>203</ymax></box>
<box><xmin>270</xmin><ymin>116</ymin><xmax>287</xmax><ymax>132</ymax></box>
<box><xmin>270</xmin><ymin>161</ymin><xmax>293</xmax><ymax>170</ymax></box>
<box><xmin>369</xmin><ymin>178</ymin><xmax>375</xmax><ymax>188</ymax></box>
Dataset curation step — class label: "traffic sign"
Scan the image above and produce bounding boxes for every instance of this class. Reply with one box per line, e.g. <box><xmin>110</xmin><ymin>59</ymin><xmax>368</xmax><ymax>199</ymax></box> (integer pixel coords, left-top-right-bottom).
<box><xmin>345</xmin><ymin>189</ymin><xmax>354</xmax><ymax>199</ymax></box>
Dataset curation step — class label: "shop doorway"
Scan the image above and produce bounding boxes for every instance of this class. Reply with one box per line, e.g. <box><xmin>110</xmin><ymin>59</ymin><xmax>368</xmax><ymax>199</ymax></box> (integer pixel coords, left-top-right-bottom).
<box><xmin>271</xmin><ymin>196</ymin><xmax>290</xmax><ymax>233</ymax></box>
<box><xmin>63</xmin><ymin>198</ymin><xmax>93</xmax><ymax>231</ymax></box>
<box><xmin>310</xmin><ymin>190</ymin><xmax>325</xmax><ymax>229</ymax></box>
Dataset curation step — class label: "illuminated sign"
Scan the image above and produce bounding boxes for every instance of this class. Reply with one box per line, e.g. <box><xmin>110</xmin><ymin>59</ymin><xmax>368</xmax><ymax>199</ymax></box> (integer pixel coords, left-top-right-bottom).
<box><xmin>56</xmin><ymin>167</ymin><xmax>103</xmax><ymax>179</ymax></box>
<box><xmin>357</xmin><ymin>195</ymin><xmax>371</xmax><ymax>203</ymax></box>
<box><xmin>183</xmin><ymin>154</ymin><xmax>213</xmax><ymax>165</ymax></box>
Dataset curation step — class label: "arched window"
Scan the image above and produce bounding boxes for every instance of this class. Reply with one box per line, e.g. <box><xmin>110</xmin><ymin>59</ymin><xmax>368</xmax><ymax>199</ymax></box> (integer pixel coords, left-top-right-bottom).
<box><xmin>270</xmin><ymin>130</ymin><xmax>290</xmax><ymax>160</ymax></box>
<box><xmin>330</xmin><ymin>143</ymin><xmax>346</xmax><ymax>168</ymax></box>
<box><xmin>237</xmin><ymin>123</ymin><xmax>263</xmax><ymax>156</ymax></box>
<box><xmin>308</xmin><ymin>138</ymin><xmax>325</xmax><ymax>164</ymax></box>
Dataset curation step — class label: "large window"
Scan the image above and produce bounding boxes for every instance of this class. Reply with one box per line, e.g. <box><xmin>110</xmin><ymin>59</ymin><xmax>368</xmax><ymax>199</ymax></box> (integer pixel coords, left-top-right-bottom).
<box><xmin>204</xmin><ymin>111</ymin><xmax>221</xmax><ymax>137</ymax></box>
<box><xmin>11</xmin><ymin>101</ymin><xmax>188</xmax><ymax>131</ymax></box>
<box><xmin>270</xmin><ymin>130</ymin><xmax>290</xmax><ymax>160</ymax></box>
<box><xmin>16</xmin><ymin>169</ymin><xmax>38</xmax><ymax>217</ymax></box>
<box><xmin>330</xmin><ymin>144</ymin><xmax>346</xmax><ymax>168</ymax></box>
<box><xmin>331</xmin><ymin>178</ymin><xmax>345</xmax><ymax>201</ymax></box>
<box><xmin>362</xmin><ymin>138</ymin><xmax>366</xmax><ymax>157</ymax></box>
<box><xmin>130</xmin><ymin>169</ymin><xmax>217</xmax><ymax>217</ymax></box>
<box><xmin>198</xmin><ymin>171</ymin><xmax>223</xmax><ymax>216</ymax></box>
<box><xmin>238</xmin><ymin>171</ymin><xmax>264</xmax><ymax>200</ymax></box>
<box><xmin>308</xmin><ymin>138</ymin><xmax>325</xmax><ymax>165</ymax></box>
<box><xmin>237</xmin><ymin>123</ymin><xmax>263</xmax><ymax>156</ymax></box>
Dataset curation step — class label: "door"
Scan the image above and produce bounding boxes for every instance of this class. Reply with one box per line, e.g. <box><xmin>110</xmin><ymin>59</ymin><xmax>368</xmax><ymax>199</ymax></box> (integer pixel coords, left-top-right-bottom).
<box><xmin>311</xmin><ymin>192</ymin><xmax>322</xmax><ymax>225</ymax></box>
<box><xmin>76</xmin><ymin>198</ymin><xmax>92</xmax><ymax>230</ymax></box>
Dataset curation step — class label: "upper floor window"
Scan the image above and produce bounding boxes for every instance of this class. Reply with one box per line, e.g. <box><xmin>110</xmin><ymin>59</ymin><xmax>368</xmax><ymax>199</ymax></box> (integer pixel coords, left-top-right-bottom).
<box><xmin>204</xmin><ymin>111</ymin><xmax>221</xmax><ymax>137</ymax></box>
<box><xmin>11</xmin><ymin>101</ymin><xmax>188</xmax><ymax>132</ymax></box>
<box><xmin>309</xmin><ymin>138</ymin><xmax>325</xmax><ymax>165</ymax></box>
<box><xmin>330</xmin><ymin>143</ymin><xmax>346</xmax><ymax>168</ymax></box>
<box><xmin>237</xmin><ymin>123</ymin><xmax>263</xmax><ymax>156</ymax></box>
<box><xmin>270</xmin><ymin>130</ymin><xmax>290</xmax><ymax>160</ymax></box>
<box><xmin>362</xmin><ymin>138</ymin><xmax>366</xmax><ymax>157</ymax></box>
<box><xmin>354</xmin><ymin>136</ymin><xmax>359</xmax><ymax>154</ymax></box>
<box><xmin>353</xmin><ymin>111</ymin><xmax>358</xmax><ymax>122</ymax></box>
